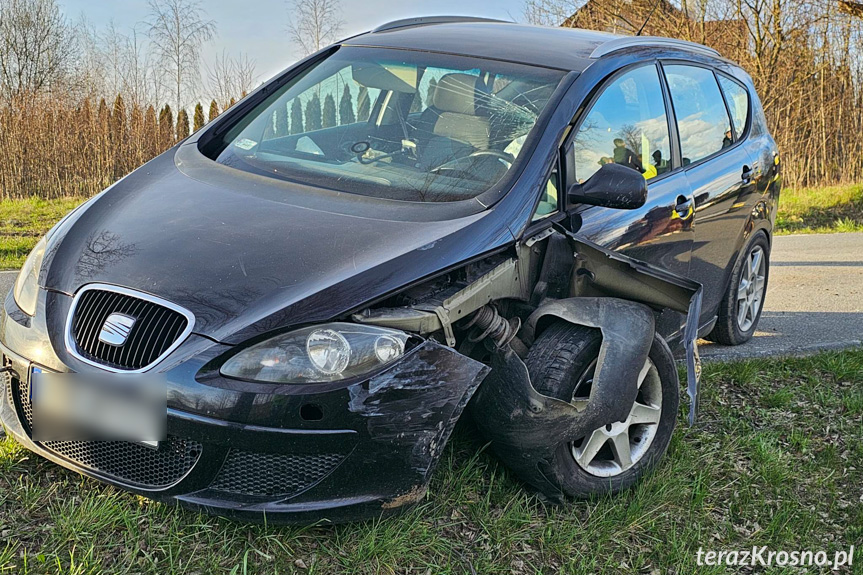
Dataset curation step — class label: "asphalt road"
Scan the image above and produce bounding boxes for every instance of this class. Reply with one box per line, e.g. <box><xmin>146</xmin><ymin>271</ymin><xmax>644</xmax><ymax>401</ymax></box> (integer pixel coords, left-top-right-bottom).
<box><xmin>699</xmin><ymin>232</ymin><xmax>863</xmax><ymax>360</ymax></box>
<box><xmin>0</xmin><ymin>232</ymin><xmax>860</xmax><ymax>360</ymax></box>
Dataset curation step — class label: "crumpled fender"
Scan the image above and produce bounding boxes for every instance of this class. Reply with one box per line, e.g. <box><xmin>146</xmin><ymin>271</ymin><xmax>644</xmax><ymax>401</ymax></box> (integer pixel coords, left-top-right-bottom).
<box><xmin>563</xmin><ymin>235</ymin><xmax>703</xmax><ymax>425</ymax></box>
<box><xmin>470</xmin><ymin>232</ymin><xmax>703</xmax><ymax>501</ymax></box>
<box><xmin>471</xmin><ymin>298</ymin><xmax>656</xmax><ymax>501</ymax></box>
<box><xmin>523</xmin><ymin>297</ymin><xmax>655</xmax><ymax>426</ymax></box>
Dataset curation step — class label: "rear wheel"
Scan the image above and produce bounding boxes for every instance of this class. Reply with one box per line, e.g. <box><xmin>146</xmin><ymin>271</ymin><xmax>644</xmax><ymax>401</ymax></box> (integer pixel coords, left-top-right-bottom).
<box><xmin>707</xmin><ymin>231</ymin><xmax>770</xmax><ymax>345</ymax></box>
<box><xmin>525</xmin><ymin>321</ymin><xmax>679</xmax><ymax>497</ymax></box>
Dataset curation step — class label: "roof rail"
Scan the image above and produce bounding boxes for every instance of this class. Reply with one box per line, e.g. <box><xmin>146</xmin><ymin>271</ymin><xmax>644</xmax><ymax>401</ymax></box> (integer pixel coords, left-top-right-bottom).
<box><xmin>590</xmin><ymin>36</ymin><xmax>720</xmax><ymax>59</ymax></box>
<box><xmin>372</xmin><ymin>16</ymin><xmax>511</xmax><ymax>34</ymax></box>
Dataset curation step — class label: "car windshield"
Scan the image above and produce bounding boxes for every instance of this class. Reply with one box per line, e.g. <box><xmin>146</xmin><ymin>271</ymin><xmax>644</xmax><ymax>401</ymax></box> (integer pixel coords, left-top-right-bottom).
<box><xmin>209</xmin><ymin>47</ymin><xmax>565</xmax><ymax>202</ymax></box>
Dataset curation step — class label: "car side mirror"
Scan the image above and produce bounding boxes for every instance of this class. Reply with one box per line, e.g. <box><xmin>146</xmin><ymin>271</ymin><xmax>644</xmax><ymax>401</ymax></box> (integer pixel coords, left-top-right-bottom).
<box><xmin>567</xmin><ymin>163</ymin><xmax>647</xmax><ymax>210</ymax></box>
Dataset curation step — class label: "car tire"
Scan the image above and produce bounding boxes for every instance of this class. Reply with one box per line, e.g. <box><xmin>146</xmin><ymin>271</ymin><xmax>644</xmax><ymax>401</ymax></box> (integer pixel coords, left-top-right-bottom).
<box><xmin>525</xmin><ymin>321</ymin><xmax>679</xmax><ymax>498</ymax></box>
<box><xmin>707</xmin><ymin>231</ymin><xmax>770</xmax><ymax>345</ymax></box>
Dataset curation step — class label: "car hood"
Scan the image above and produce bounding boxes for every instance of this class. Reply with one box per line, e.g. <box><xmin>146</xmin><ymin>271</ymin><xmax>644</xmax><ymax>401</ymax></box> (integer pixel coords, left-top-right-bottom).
<box><xmin>42</xmin><ymin>150</ymin><xmax>514</xmax><ymax>344</ymax></box>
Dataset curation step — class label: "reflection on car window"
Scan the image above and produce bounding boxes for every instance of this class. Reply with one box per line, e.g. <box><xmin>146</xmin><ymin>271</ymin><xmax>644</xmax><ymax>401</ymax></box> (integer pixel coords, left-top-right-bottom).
<box><xmin>572</xmin><ymin>65</ymin><xmax>671</xmax><ymax>184</ymax></box>
<box><xmin>210</xmin><ymin>47</ymin><xmax>564</xmax><ymax>203</ymax></box>
<box><xmin>533</xmin><ymin>168</ymin><xmax>560</xmax><ymax>221</ymax></box>
<box><xmin>717</xmin><ymin>75</ymin><xmax>749</xmax><ymax>141</ymax></box>
<box><xmin>664</xmin><ymin>65</ymin><xmax>733</xmax><ymax>165</ymax></box>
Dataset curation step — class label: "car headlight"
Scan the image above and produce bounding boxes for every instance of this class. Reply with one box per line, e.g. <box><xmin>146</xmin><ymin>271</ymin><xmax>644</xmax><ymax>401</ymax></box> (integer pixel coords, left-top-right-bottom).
<box><xmin>13</xmin><ymin>236</ymin><xmax>47</xmax><ymax>316</ymax></box>
<box><xmin>220</xmin><ymin>323</ymin><xmax>410</xmax><ymax>383</ymax></box>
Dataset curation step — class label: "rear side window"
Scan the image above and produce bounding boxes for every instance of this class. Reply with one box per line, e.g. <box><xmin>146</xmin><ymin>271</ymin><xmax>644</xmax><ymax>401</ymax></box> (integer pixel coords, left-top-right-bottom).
<box><xmin>571</xmin><ymin>64</ymin><xmax>671</xmax><ymax>183</ymax></box>
<box><xmin>717</xmin><ymin>75</ymin><xmax>749</xmax><ymax>140</ymax></box>
<box><xmin>664</xmin><ymin>65</ymin><xmax>732</xmax><ymax>165</ymax></box>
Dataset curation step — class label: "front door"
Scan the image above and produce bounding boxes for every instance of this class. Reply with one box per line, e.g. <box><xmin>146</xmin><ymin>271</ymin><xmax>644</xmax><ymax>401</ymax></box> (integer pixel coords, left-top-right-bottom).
<box><xmin>565</xmin><ymin>62</ymin><xmax>695</xmax><ymax>340</ymax></box>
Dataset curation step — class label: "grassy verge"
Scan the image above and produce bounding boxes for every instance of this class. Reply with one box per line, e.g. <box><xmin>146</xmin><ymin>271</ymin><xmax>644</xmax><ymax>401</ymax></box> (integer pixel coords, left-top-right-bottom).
<box><xmin>0</xmin><ymin>197</ymin><xmax>85</xmax><ymax>270</ymax></box>
<box><xmin>1</xmin><ymin>349</ymin><xmax>861</xmax><ymax>574</ymax></box>
<box><xmin>776</xmin><ymin>183</ymin><xmax>863</xmax><ymax>234</ymax></box>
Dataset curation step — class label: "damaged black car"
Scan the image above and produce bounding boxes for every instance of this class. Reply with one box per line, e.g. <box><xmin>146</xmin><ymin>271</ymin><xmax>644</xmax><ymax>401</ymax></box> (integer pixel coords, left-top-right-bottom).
<box><xmin>0</xmin><ymin>17</ymin><xmax>780</xmax><ymax>523</ymax></box>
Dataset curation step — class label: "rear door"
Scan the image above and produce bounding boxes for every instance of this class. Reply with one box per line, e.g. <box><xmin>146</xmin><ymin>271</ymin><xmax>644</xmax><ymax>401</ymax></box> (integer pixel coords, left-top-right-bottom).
<box><xmin>662</xmin><ymin>63</ymin><xmax>758</xmax><ymax>327</ymax></box>
<box><xmin>565</xmin><ymin>62</ymin><xmax>695</xmax><ymax>340</ymax></box>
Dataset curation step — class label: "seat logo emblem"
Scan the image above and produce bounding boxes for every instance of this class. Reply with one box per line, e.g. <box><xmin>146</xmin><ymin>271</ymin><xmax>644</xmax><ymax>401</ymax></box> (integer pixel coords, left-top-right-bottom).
<box><xmin>98</xmin><ymin>313</ymin><xmax>136</xmax><ymax>346</ymax></box>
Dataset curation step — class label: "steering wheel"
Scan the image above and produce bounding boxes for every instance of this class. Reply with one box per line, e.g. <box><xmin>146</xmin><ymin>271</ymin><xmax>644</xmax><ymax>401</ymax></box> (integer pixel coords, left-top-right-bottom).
<box><xmin>430</xmin><ymin>150</ymin><xmax>515</xmax><ymax>178</ymax></box>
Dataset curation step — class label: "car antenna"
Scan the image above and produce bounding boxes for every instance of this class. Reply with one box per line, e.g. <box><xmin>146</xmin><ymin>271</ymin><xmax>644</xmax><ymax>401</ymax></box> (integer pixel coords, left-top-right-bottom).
<box><xmin>635</xmin><ymin>0</ymin><xmax>662</xmax><ymax>36</ymax></box>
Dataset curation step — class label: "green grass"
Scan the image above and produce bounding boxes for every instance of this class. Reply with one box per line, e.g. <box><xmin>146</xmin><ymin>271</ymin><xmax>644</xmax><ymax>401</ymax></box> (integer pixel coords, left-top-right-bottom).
<box><xmin>776</xmin><ymin>183</ymin><xmax>863</xmax><ymax>234</ymax></box>
<box><xmin>1</xmin><ymin>349</ymin><xmax>861</xmax><ymax>574</ymax></box>
<box><xmin>0</xmin><ymin>197</ymin><xmax>85</xmax><ymax>270</ymax></box>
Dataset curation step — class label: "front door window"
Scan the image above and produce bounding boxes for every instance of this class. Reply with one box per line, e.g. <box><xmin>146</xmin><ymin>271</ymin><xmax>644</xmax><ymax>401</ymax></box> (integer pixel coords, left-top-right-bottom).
<box><xmin>571</xmin><ymin>64</ymin><xmax>672</xmax><ymax>184</ymax></box>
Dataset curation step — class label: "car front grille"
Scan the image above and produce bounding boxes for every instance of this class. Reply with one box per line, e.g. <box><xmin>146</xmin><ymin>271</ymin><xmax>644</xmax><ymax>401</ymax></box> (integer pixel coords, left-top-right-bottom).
<box><xmin>68</xmin><ymin>286</ymin><xmax>192</xmax><ymax>371</ymax></box>
<box><xmin>11</xmin><ymin>377</ymin><xmax>200</xmax><ymax>489</ymax></box>
<box><xmin>3</xmin><ymin>366</ymin><xmax>13</xmax><ymax>414</ymax></box>
<box><xmin>14</xmin><ymin>377</ymin><xmax>33</xmax><ymax>430</ymax></box>
<box><xmin>42</xmin><ymin>436</ymin><xmax>202</xmax><ymax>489</ymax></box>
<box><xmin>209</xmin><ymin>449</ymin><xmax>347</xmax><ymax>499</ymax></box>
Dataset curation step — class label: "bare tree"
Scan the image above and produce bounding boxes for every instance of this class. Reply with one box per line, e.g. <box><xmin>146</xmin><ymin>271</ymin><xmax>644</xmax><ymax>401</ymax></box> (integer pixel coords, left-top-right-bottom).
<box><xmin>206</xmin><ymin>50</ymin><xmax>257</xmax><ymax>109</ymax></box>
<box><xmin>70</xmin><ymin>17</ymin><xmax>111</xmax><ymax>100</ymax></box>
<box><xmin>119</xmin><ymin>27</ymin><xmax>156</xmax><ymax>108</ymax></box>
<box><xmin>286</xmin><ymin>0</ymin><xmax>343</xmax><ymax>56</ymax></box>
<box><xmin>100</xmin><ymin>21</ymin><xmax>126</xmax><ymax>97</ymax></box>
<box><xmin>0</xmin><ymin>0</ymin><xmax>76</xmax><ymax>101</ymax></box>
<box><xmin>524</xmin><ymin>0</ymin><xmax>580</xmax><ymax>26</ymax></box>
<box><xmin>147</xmin><ymin>0</ymin><xmax>216</xmax><ymax>113</ymax></box>
<box><xmin>233</xmin><ymin>52</ymin><xmax>257</xmax><ymax>96</ymax></box>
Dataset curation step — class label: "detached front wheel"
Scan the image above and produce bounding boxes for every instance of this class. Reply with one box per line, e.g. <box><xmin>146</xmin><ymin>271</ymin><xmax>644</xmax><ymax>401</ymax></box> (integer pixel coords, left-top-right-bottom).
<box><xmin>525</xmin><ymin>321</ymin><xmax>679</xmax><ymax>497</ymax></box>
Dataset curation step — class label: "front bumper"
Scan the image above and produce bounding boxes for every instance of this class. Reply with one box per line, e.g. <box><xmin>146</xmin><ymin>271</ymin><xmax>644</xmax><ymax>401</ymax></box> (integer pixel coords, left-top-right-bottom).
<box><xmin>0</xmin><ymin>289</ymin><xmax>489</xmax><ymax>524</ymax></box>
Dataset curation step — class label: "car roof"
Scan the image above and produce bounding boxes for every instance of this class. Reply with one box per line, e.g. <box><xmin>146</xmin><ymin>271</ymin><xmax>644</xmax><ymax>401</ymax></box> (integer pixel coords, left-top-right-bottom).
<box><xmin>343</xmin><ymin>19</ymin><xmax>723</xmax><ymax>72</ymax></box>
<box><xmin>343</xmin><ymin>21</ymin><xmax>621</xmax><ymax>71</ymax></box>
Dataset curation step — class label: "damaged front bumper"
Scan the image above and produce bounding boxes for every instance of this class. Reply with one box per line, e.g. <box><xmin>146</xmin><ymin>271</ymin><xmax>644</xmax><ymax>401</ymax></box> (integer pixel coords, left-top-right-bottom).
<box><xmin>1</xmin><ymin>330</ymin><xmax>488</xmax><ymax>524</ymax></box>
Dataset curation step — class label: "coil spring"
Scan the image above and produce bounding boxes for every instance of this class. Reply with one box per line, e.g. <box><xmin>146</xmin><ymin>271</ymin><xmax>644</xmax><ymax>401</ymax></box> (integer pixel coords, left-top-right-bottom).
<box><xmin>462</xmin><ymin>305</ymin><xmax>521</xmax><ymax>348</ymax></box>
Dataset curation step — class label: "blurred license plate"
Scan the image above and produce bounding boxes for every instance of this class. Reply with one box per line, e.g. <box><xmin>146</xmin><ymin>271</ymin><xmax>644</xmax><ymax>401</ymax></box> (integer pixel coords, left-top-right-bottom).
<box><xmin>30</xmin><ymin>367</ymin><xmax>165</xmax><ymax>446</ymax></box>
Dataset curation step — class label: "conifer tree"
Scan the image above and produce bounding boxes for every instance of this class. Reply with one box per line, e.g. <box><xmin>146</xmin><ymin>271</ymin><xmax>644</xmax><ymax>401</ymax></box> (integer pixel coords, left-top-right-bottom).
<box><xmin>193</xmin><ymin>102</ymin><xmax>205</xmax><ymax>131</ymax></box>
<box><xmin>208</xmin><ymin>99</ymin><xmax>220</xmax><ymax>122</ymax></box>
<box><xmin>176</xmin><ymin>108</ymin><xmax>190</xmax><ymax>140</ymax></box>
<box><xmin>144</xmin><ymin>104</ymin><xmax>158</xmax><ymax>157</ymax></box>
<box><xmin>339</xmin><ymin>83</ymin><xmax>355</xmax><ymax>125</ymax></box>
<box><xmin>111</xmin><ymin>94</ymin><xmax>126</xmax><ymax>145</ymax></box>
<box><xmin>322</xmin><ymin>93</ymin><xmax>337</xmax><ymax>128</ymax></box>
<box><xmin>129</xmin><ymin>103</ymin><xmax>144</xmax><ymax>164</ymax></box>
<box><xmin>160</xmin><ymin>104</ymin><xmax>174</xmax><ymax>146</ymax></box>
<box><xmin>290</xmin><ymin>99</ymin><xmax>304</xmax><ymax>134</ymax></box>
<box><xmin>304</xmin><ymin>93</ymin><xmax>322</xmax><ymax>131</ymax></box>
<box><xmin>97</xmin><ymin>97</ymin><xmax>109</xmax><ymax>126</ymax></box>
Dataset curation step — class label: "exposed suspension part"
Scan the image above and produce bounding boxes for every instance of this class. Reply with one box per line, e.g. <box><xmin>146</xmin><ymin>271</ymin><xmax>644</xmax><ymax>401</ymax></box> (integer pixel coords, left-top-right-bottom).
<box><xmin>462</xmin><ymin>305</ymin><xmax>521</xmax><ymax>349</ymax></box>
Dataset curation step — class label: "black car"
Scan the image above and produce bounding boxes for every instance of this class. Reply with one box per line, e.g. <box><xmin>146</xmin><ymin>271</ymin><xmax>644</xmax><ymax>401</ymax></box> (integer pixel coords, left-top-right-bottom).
<box><xmin>0</xmin><ymin>17</ymin><xmax>780</xmax><ymax>523</ymax></box>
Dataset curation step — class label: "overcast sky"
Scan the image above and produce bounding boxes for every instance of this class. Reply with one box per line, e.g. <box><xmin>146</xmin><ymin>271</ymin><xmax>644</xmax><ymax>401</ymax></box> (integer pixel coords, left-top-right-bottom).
<box><xmin>62</xmin><ymin>0</ymin><xmax>528</xmax><ymax>85</ymax></box>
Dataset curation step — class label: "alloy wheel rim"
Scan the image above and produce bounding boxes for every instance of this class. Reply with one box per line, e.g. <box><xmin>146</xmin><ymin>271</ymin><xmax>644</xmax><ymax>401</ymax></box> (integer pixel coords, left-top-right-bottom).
<box><xmin>569</xmin><ymin>359</ymin><xmax>662</xmax><ymax>478</ymax></box>
<box><xmin>736</xmin><ymin>246</ymin><xmax>766</xmax><ymax>332</ymax></box>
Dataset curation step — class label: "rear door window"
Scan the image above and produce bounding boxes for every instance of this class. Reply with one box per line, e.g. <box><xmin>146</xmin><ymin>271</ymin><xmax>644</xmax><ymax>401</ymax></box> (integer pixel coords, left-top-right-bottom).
<box><xmin>571</xmin><ymin>64</ymin><xmax>672</xmax><ymax>184</ymax></box>
<box><xmin>663</xmin><ymin>65</ymin><xmax>733</xmax><ymax>165</ymax></box>
<box><xmin>717</xmin><ymin>74</ymin><xmax>750</xmax><ymax>141</ymax></box>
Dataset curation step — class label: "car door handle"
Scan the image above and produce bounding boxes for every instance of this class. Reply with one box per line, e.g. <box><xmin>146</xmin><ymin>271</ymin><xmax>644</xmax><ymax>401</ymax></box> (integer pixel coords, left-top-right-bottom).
<box><xmin>674</xmin><ymin>195</ymin><xmax>693</xmax><ymax>220</ymax></box>
<box><xmin>741</xmin><ymin>164</ymin><xmax>754</xmax><ymax>183</ymax></box>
